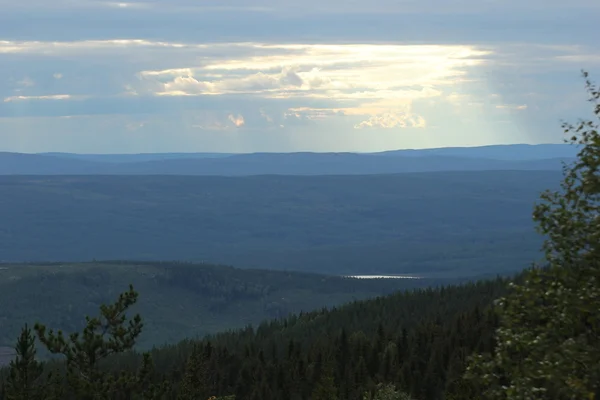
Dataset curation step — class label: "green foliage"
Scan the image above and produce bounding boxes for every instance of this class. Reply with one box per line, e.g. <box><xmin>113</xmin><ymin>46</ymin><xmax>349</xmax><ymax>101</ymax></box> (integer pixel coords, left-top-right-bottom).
<box><xmin>35</xmin><ymin>285</ymin><xmax>153</xmax><ymax>399</ymax></box>
<box><xmin>0</xmin><ymin>267</ymin><xmax>511</xmax><ymax>399</ymax></box>
<box><xmin>465</xmin><ymin>71</ymin><xmax>600</xmax><ymax>399</ymax></box>
<box><xmin>8</xmin><ymin>285</ymin><xmax>170</xmax><ymax>400</ymax></box>
<box><xmin>364</xmin><ymin>383</ymin><xmax>414</xmax><ymax>400</ymax></box>
<box><xmin>4</xmin><ymin>325</ymin><xmax>43</xmax><ymax>400</ymax></box>
<box><xmin>89</xmin><ymin>277</ymin><xmax>507</xmax><ymax>400</ymax></box>
<box><xmin>311</xmin><ymin>362</ymin><xmax>338</xmax><ymax>400</ymax></box>
<box><xmin>179</xmin><ymin>344</ymin><xmax>213</xmax><ymax>400</ymax></box>
<box><xmin>0</xmin><ymin>262</ymin><xmax>436</xmax><ymax>351</ymax></box>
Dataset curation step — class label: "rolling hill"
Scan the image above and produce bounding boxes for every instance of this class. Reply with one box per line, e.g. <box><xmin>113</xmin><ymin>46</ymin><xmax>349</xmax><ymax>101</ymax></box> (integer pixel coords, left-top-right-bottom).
<box><xmin>0</xmin><ymin>144</ymin><xmax>574</xmax><ymax>176</ymax></box>
<box><xmin>0</xmin><ymin>171</ymin><xmax>557</xmax><ymax>277</ymax></box>
<box><xmin>0</xmin><ymin>261</ymin><xmax>445</xmax><ymax>353</ymax></box>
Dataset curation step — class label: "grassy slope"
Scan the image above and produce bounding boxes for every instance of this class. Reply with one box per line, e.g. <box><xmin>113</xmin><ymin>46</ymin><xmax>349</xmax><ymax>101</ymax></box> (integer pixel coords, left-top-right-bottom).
<box><xmin>0</xmin><ymin>261</ymin><xmax>443</xmax><ymax>351</ymax></box>
<box><xmin>0</xmin><ymin>171</ymin><xmax>557</xmax><ymax>277</ymax></box>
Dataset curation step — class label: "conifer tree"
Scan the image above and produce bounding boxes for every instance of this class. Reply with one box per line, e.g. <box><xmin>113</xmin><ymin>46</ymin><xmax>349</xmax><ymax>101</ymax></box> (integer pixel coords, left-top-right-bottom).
<box><xmin>363</xmin><ymin>383</ymin><xmax>414</xmax><ymax>400</ymax></box>
<box><xmin>4</xmin><ymin>325</ymin><xmax>43</xmax><ymax>400</ymax></box>
<box><xmin>33</xmin><ymin>284</ymin><xmax>168</xmax><ymax>399</ymax></box>
<box><xmin>179</xmin><ymin>344</ymin><xmax>211</xmax><ymax>400</ymax></box>
<box><xmin>311</xmin><ymin>361</ymin><xmax>338</xmax><ymax>400</ymax></box>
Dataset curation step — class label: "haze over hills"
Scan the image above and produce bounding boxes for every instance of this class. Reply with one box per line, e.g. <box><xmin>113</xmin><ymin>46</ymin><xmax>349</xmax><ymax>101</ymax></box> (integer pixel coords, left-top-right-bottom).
<box><xmin>0</xmin><ymin>0</ymin><xmax>597</xmax><ymax>393</ymax></box>
<box><xmin>40</xmin><ymin>152</ymin><xmax>234</xmax><ymax>163</ymax></box>
<box><xmin>374</xmin><ymin>143</ymin><xmax>579</xmax><ymax>160</ymax></box>
<box><xmin>0</xmin><ymin>171</ymin><xmax>558</xmax><ymax>277</ymax></box>
<box><xmin>0</xmin><ymin>144</ymin><xmax>576</xmax><ymax>176</ymax></box>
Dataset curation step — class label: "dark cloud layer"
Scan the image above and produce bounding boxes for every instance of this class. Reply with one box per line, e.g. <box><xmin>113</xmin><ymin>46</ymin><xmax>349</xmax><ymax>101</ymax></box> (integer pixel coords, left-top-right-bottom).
<box><xmin>0</xmin><ymin>6</ymin><xmax>596</xmax><ymax>45</ymax></box>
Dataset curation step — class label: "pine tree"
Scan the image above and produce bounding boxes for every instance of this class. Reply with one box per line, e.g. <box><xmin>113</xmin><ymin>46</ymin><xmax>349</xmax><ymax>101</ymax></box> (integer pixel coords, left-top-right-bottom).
<box><xmin>363</xmin><ymin>383</ymin><xmax>414</xmax><ymax>400</ymax></box>
<box><xmin>179</xmin><ymin>344</ymin><xmax>211</xmax><ymax>400</ymax></box>
<box><xmin>33</xmin><ymin>284</ymin><xmax>168</xmax><ymax>399</ymax></box>
<box><xmin>4</xmin><ymin>325</ymin><xmax>44</xmax><ymax>400</ymax></box>
<box><xmin>312</xmin><ymin>361</ymin><xmax>338</xmax><ymax>400</ymax></box>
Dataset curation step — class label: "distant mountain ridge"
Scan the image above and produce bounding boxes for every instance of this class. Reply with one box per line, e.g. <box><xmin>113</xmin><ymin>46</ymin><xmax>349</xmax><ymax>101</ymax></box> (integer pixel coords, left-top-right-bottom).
<box><xmin>40</xmin><ymin>152</ymin><xmax>234</xmax><ymax>163</ymax></box>
<box><xmin>0</xmin><ymin>144</ymin><xmax>577</xmax><ymax>175</ymax></box>
<box><xmin>374</xmin><ymin>143</ymin><xmax>579</xmax><ymax>160</ymax></box>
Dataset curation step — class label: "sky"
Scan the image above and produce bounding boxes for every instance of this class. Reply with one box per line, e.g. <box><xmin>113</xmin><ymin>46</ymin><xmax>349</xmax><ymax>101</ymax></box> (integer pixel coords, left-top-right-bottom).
<box><xmin>0</xmin><ymin>0</ymin><xmax>599</xmax><ymax>153</ymax></box>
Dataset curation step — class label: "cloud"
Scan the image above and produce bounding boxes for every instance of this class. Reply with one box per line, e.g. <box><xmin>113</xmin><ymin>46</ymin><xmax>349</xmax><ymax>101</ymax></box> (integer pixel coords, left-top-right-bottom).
<box><xmin>228</xmin><ymin>113</ymin><xmax>245</xmax><ymax>127</ymax></box>
<box><xmin>259</xmin><ymin>108</ymin><xmax>274</xmax><ymax>123</ymax></box>
<box><xmin>187</xmin><ymin>111</ymin><xmax>248</xmax><ymax>130</ymax></box>
<box><xmin>127</xmin><ymin>43</ymin><xmax>489</xmax><ymax>129</ymax></box>
<box><xmin>496</xmin><ymin>104</ymin><xmax>528</xmax><ymax>110</ymax></box>
<box><xmin>4</xmin><ymin>0</ymin><xmax>598</xmax><ymax>14</ymax></box>
<box><xmin>154</xmin><ymin>66</ymin><xmax>305</xmax><ymax>96</ymax></box>
<box><xmin>0</xmin><ymin>39</ymin><xmax>197</xmax><ymax>55</ymax></box>
<box><xmin>354</xmin><ymin>105</ymin><xmax>426</xmax><ymax>129</ymax></box>
<box><xmin>1</xmin><ymin>1</ymin><xmax>597</xmax><ymax>50</ymax></box>
<box><xmin>125</xmin><ymin>120</ymin><xmax>146</xmax><ymax>131</ymax></box>
<box><xmin>4</xmin><ymin>94</ymin><xmax>75</xmax><ymax>102</ymax></box>
<box><xmin>0</xmin><ymin>0</ymin><xmax>598</xmax><ymax>153</ymax></box>
<box><xmin>15</xmin><ymin>77</ymin><xmax>34</xmax><ymax>87</ymax></box>
<box><xmin>102</xmin><ymin>2</ymin><xmax>152</xmax><ymax>9</ymax></box>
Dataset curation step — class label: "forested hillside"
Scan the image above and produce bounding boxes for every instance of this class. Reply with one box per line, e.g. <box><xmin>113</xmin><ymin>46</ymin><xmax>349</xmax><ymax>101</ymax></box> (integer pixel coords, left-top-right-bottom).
<box><xmin>0</xmin><ymin>262</ymin><xmax>442</xmax><ymax>352</ymax></box>
<box><xmin>130</xmin><ymin>277</ymin><xmax>508</xmax><ymax>399</ymax></box>
<box><xmin>0</xmin><ymin>170</ymin><xmax>557</xmax><ymax>277</ymax></box>
<box><xmin>0</xmin><ymin>276</ymin><xmax>509</xmax><ymax>399</ymax></box>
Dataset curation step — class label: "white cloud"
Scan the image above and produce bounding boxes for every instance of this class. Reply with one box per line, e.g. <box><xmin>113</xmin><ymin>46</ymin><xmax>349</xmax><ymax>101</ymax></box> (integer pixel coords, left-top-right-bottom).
<box><xmin>282</xmin><ymin>109</ymin><xmax>326</xmax><ymax>126</ymax></box>
<box><xmin>15</xmin><ymin>77</ymin><xmax>34</xmax><ymax>88</ymax></box>
<box><xmin>354</xmin><ymin>105</ymin><xmax>426</xmax><ymax>129</ymax></box>
<box><xmin>156</xmin><ymin>66</ymin><xmax>305</xmax><ymax>96</ymax></box>
<box><xmin>0</xmin><ymin>0</ymin><xmax>598</xmax><ymax>153</ymax></box>
<box><xmin>3</xmin><ymin>94</ymin><xmax>76</xmax><ymax>102</ymax></box>
<box><xmin>228</xmin><ymin>113</ymin><xmax>245</xmax><ymax>127</ymax></box>
<box><xmin>102</xmin><ymin>1</ymin><xmax>152</xmax><ymax>9</ymax></box>
<box><xmin>129</xmin><ymin>43</ymin><xmax>489</xmax><ymax>125</ymax></box>
<box><xmin>0</xmin><ymin>39</ymin><xmax>195</xmax><ymax>55</ymax></box>
<box><xmin>125</xmin><ymin>120</ymin><xmax>146</xmax><ymax>130</ymax></box>
<box><xmin>496</xmin><ymin>104</ymin><xmax>528</xmax><ymax>110</ymax></box>
<box><xmin>259</xmin><ymin>108</ymin><xmax>274</xmax><ymax>123</ymax></box>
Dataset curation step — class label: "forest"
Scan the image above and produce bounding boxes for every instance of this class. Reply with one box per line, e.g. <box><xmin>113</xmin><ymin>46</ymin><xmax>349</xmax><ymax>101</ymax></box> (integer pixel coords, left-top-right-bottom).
<box><xmin>0</xmin><ymin>261</ymin><xmax>447</xmax><ymax>351</ymax></box>
<box><xmin>0</xmin><ymin>170</ymin><xmax>558</xmax><ymax>277</ymax></box>
<box><xmin>0</xmin><ymin>76</ymin><xmax>598</xmax><ymax>399</ymax></box>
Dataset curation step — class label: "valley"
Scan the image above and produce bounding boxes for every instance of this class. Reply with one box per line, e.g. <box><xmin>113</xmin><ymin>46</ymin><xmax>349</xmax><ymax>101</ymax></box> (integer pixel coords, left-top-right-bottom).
<box><xmin>0</xmin><ymin>170</ymin><xmax>557</xmax><ymax>277</ymax></box>
<box><xmin>0</xmin><ymin>261</ymin><xmax>449</xmax><ymax>353</ymax></box>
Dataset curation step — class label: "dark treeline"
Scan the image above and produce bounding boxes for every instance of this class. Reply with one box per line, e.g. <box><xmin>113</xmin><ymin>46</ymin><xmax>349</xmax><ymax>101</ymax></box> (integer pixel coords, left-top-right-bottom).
<box><xmin>0</xmin><ymin>276</ymin><xmax>509</xmax><ymax>399</ymax></box>
<box><xmin>140</xmin><ymin>278</ymin><xmax>507</xmax><ymax>399</ymax></box>
<box><xmin>0</xmin><ymin>261</ymin><xmax>446</xmax><ymax>349</ymax></box>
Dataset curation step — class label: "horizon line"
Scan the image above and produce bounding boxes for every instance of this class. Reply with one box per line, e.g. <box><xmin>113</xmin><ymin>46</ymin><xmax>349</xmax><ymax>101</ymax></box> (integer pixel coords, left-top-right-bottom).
<box><xmin>14</xmin><ymin>142</ymin><xmax>571</xmax><ymax>156</ymax></box>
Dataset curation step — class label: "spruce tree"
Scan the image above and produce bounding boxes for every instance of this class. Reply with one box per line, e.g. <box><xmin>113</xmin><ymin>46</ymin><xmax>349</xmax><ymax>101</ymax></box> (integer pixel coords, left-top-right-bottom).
<box><xmin>179</xmin><ymin>344</ymin><xmax>210</xmax><ymax>400</ymax></box>
<box><xmin>4</xmin><ymin>325</ymin><xmax>43</xmax><ymax>400</ymax></box>
<box><xmin>311</xmin><ymin>361</ymin><xmax>338</xmax><ymax>400</ymax></box>
<box><xmin>363</xmin><ymin>383</ymin><xmax>414</xmax><ymax>400</ymax></box>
